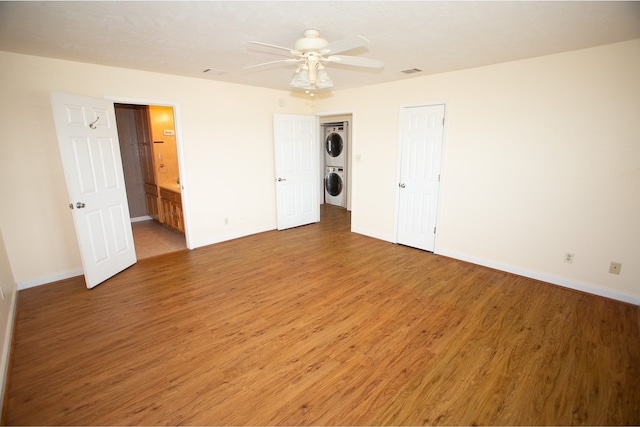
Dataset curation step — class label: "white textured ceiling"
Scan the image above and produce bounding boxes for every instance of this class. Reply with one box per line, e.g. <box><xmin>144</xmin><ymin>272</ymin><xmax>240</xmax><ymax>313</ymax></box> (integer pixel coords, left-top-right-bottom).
<box><xmin>1</xmin><ymin>1</ymin><xmax>639</xmax><ymax>92</ymax></box>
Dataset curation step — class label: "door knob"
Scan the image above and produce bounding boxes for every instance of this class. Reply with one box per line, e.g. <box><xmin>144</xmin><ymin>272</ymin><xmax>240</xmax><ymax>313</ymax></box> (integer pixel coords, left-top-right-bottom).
<box><xmin>399</xmin><ymin>183</ymin><xmax>406</xmax><ymax>188</ymax></box>
<box><xmin>277</xmin><ymin>178</ymin><xmax>286</xmax><ymax>182</ymax></box>
<box><xmin>76</xmin><ymin>202</ymin><xmax>86</xmax><ymax>209</ymax></box>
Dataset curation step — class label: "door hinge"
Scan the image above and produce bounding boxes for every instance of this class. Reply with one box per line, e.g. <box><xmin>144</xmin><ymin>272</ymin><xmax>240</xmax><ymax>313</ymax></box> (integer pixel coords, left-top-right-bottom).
<box><xmin>442</xmin><ymin>117</ymin><xmax>445</xmax><ymax>126</ymax></box>
<box><xmin>433</xmin><ymin>227</ymin><xmax>437</xmax><ymax>234</ymax></box>
<box><xmin>437</xmin><ymin>174</ymin><xmax>441</xmax><ymax>182</ymax></box>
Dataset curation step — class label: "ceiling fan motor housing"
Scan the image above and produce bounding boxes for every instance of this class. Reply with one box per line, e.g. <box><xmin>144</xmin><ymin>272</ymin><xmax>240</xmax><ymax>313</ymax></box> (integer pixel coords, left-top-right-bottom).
<box><xmin>294</xmin><ymin>29</ymin><xmax>328</xmax><ymax>52</ymax></box>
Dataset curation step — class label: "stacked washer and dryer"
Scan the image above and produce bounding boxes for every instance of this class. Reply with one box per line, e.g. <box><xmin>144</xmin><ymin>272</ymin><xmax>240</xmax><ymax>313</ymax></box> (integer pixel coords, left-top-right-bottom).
<box><xmin>323</xmin><ymin>121</ymin><xmax>348</xmax><ymax>208</ymax></box>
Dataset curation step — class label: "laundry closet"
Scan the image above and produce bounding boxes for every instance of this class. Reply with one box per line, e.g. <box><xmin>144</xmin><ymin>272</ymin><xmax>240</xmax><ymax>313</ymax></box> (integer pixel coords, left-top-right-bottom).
<box><xmin>321</xmin><ymin>116</ymin><xmax>351</xmax><ymax>210</ymax></box>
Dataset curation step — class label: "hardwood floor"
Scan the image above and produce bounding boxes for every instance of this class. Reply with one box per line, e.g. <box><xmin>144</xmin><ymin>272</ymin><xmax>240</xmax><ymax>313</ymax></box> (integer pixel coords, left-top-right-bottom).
<box><xmin>5</xmin><ymin>205</ymin><xmax>640</xmax><ymax>425</ymax></box>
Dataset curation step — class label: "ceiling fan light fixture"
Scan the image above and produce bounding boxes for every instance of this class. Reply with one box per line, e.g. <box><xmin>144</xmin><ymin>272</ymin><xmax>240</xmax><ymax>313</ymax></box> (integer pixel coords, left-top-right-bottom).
<box><xmin>290</xmin><ymin>61</ymin><xmax>333</xmax><ymax>90</ymax></box>
<box><xmin>315</xmin><ymin>65</ymin><xmax>333</xmax><ymax>89</ymax></box>
<box><xmin>290</xmin><ymin>64</ymin><xmax>311</xmax><ymax>88</ymax></box>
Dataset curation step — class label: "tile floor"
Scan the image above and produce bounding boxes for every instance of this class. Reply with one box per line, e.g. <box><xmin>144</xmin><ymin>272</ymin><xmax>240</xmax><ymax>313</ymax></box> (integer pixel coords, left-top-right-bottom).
<box><xmin>131</xmin><ymin>220</ymin><xmax>187</xmax><ymax>259</ymax></box>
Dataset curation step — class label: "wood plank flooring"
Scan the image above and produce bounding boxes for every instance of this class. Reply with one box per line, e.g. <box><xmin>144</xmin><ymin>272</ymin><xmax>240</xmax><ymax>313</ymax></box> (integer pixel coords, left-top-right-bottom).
<box><xmin>5</xmin><ymin>205</ymin><xmax>640</xmax><ymax>425</ymax></box>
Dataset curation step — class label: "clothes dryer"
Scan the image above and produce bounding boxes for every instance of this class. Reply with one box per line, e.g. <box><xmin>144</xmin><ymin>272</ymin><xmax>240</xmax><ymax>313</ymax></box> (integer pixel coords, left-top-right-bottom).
<box><xmin>325</xmin><ymin>166</ymin><xmax>345</xmax><ymax>207</ymax></box>
<box><xmin>324</xmin><ymin>122</ymin><xmax>346</xmax><ymax>167</ymax></box>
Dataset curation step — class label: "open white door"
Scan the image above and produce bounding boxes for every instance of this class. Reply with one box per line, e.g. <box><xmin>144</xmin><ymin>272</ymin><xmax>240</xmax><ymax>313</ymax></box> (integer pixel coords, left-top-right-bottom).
<box><xmin>50</xmin><ymin>91</ymin><xmax>136</xmax><ymax>288</ymax></box>
<box><xmin>397</xmin><ymin>104</ymin><xmax>445</xmax><ymax>252</ymax></box>
<box><xmin>274</xmin><ymin>114</ymin><xmax>319</xmax><ymax>230</ymax></box>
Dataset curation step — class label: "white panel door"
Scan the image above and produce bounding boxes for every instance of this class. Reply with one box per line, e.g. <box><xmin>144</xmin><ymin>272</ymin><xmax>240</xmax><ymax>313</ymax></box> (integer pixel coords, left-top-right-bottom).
<box><xmin>274</xmin><ymin>114</ymin><xmax>319</xmax><ymax>230</ymax></box>
<box><xmin>397</xmin><ymin>104</ymin><xmax>445</xmax><ymax>251</ymax></box>
<box><xmin>50</xmin><ymin>91</ymin><xmax>136</xmax><ymax>288</ymax></box>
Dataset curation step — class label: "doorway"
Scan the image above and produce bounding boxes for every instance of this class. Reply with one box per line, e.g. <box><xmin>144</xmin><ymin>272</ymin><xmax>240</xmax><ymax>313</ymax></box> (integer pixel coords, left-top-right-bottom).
<box><xmin>114</xmin><ymin>103</ymin><xmax>186</xmax><ymax>259</ymax></box>
<box><xmin>319</xmin><ymin>113</ymin><xmax>353</xmax><ymax>228</ymax></box>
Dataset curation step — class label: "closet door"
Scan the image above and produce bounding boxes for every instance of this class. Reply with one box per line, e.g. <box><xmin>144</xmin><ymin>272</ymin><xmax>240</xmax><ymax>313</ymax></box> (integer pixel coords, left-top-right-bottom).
<box><xmin>397</xmin><ymin>104</ymin><xmax>445</xmax><ymax>252</ymax></box>
<box><xmin>273</xmin><ymin>114</ymin><xmax>320</xmax><ymax>230</ymax></box>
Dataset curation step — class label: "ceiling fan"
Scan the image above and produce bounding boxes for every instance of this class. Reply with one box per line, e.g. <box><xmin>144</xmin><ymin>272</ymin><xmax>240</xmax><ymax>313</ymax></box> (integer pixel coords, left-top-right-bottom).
<box><xmin>245</xmin><ymin>29</ymin><xmax>384</xmax><ymax>91</ymax></box>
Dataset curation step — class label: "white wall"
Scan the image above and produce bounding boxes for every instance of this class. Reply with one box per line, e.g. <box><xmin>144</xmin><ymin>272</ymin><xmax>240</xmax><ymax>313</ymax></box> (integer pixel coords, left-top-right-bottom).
<box><xmin>0</xmin><ymin>51</ymin><xmax>312</xmax><ymax>287</ymax></box>
<box><xmin>315</xmin><ymin>39</ymin><xmax>640</xmax><ymax>304</ymax></box>
<box><xmin>1</xmin><ymin>40</ymin><xmax>638</xmax><ymax>304</ymax></box>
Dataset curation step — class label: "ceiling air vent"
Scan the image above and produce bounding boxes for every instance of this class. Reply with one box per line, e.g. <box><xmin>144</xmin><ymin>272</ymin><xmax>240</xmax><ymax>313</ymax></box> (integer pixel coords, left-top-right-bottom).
<box><xmin>401</xmin><ymin>68</ymin><xmax>423</xmax><ymax>74</ymax></box>
<box><xmin>202</xmin><ymin>68</ymin><xmax>226</xmax><ymax>75</ymax></box>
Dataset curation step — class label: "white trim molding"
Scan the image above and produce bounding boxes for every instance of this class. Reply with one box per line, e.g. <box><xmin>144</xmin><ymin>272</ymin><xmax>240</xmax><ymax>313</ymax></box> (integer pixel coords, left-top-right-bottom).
<box><xmin>17</xmin><ymin>268</ymin><xmax>84</xmax><ymax>291</ymax></box>
<box><xmin>351</xmin><ymin>227</ymin><xmax>395</xmax><ymax>244</ymax></box>
<box><xmin>437</xmin><ymin>248</ymin><xmax>640</xmax><ymax>306</ymax></box>
<box><xmin>0</xmin><ymin>289</ymin><xmax>17</xmax><ymax>417</ymax></box>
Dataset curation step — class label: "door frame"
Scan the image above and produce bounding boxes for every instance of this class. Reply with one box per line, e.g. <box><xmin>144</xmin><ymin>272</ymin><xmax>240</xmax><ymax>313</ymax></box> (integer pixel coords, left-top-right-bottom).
<box><xmin>105</xmin><ymin>95</ymin><xmax>192</xmax><ymax>250</ymax></box>
<box><xmin>393</xmin><ymin>101</ymin><xmax>448</xmax><ymax>254</ymax></box>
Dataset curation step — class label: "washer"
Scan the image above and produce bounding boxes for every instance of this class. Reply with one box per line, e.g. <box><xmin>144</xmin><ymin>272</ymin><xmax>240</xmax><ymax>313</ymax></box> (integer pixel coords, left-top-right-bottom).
<box><xmin>325</xmin><ymin>166</ymin><xmax>345</xmax><ymax>207</ymax></box>
<box><xmin>324</xmin><ymin>122</ymin><xmax>346</xmax><ymax>167</ymax></box>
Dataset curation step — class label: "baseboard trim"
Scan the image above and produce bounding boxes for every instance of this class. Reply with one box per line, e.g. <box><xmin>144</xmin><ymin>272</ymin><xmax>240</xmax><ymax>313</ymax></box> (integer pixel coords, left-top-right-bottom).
<box><xmin>351</xmin><ymin>227</ymin><xmax>394</xmax><ymax>243</ymax></box>
<box><xmin>19</xmin><ymin>232</ymin><xmax>637</xmax><ymax>306</ymax></box>
<box><xmin>437</xmin><ymin>248</ymin><xmax>640</xmax><ymax>306</ymax></box>
<box><xmin>131</xmin><ymin>215</ymin><xmax>153</xmax><ymax>223</ymax></box>
<box><xmin>17</xmin><ymin>268</ymin><xmax>84</xmax><ymax>291</ymax></box>
<box><xmin>17</xmin><ymin>224</ymin><xmax>278</xmax><ymax>290</ymax></box>
<box><xmin>191</xmin><ymin>225</ymin><xmax>276</xmax><ymax>249</ymax></box>
<box><xmin>0</xmin><ymin>288</ymin><xmax>17</xmax><ymax>421</ymax></box>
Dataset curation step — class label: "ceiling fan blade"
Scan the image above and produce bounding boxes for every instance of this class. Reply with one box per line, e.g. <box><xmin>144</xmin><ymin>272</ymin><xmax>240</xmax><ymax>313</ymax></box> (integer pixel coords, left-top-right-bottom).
<box><xmin>248</xmin><ymin>41</ymin><xmax>301</xmax><ymax>56</ymax></box>
<box><xmin>320</xmin><ymin>35</ymin><xmax>369</xmax><ymax>55</ymax></box>
<box><xmin>324</xmin><ymin>55</ymin><xmax>384</xmax><ymax>68</ymax></box>
<box><xmin>244</xmin><ymin>58</ymin><xmax>301</xmax><ymax>69</ymax></box>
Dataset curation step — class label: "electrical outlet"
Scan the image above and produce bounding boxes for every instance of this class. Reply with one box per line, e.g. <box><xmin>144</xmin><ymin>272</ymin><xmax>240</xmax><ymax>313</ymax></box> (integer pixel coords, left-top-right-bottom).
<box><xmin>609</xmin><ymin>262</ymin><xmax>622</xmax><ymax>275</ymax></box>
<box><xmin>564</xmin><ymin>252</ymin><xmax>574</xmax><ymax>263</ymax></box>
